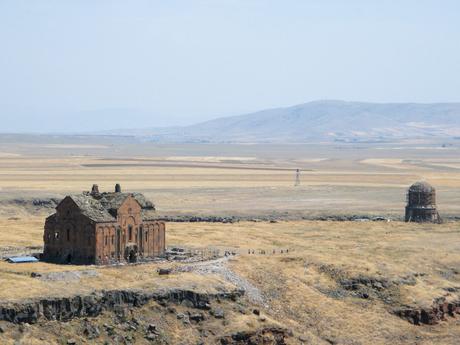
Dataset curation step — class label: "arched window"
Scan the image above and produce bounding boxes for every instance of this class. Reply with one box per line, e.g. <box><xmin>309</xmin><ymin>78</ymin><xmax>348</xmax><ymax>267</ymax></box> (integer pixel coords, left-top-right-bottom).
<box><xmin>128</xmin><ymin>225</ymin><xmax>133</xmax><ymax>241</ymax></box>
<box><xmin>66</xmin><ymin>228</ymin><xmax>70</xmax><ymax>241</ymax></box>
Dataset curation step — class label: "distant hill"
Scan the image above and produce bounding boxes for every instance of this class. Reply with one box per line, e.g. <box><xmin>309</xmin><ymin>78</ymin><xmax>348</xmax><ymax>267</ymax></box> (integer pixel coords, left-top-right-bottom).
<box><xmin>105</xmin><ymin>100</ymin><xmax>460</xmax><ymax>143</ymax></box>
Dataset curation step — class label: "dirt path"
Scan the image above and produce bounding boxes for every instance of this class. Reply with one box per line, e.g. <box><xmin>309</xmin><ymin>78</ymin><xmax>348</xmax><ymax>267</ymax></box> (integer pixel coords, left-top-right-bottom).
<box><xmin>174</xmin><ymin>257</ymin><xmax>264</xmax><ymax>305</ymax></box>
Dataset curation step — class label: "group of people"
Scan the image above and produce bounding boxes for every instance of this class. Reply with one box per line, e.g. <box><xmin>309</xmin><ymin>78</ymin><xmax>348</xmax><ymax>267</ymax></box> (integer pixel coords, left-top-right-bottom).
<box><xmin>247</xmin><ymin>248</ymin><xmax>289</xmax><ymax>255</ymax></box>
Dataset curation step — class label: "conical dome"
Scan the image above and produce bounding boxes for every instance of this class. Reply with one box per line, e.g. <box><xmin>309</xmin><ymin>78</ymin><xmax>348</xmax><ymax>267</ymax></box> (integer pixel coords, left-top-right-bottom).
<box><xmin>408</xmin><ymin>181</ymin><xmax>435</xmax><ymax>193</ymax></box>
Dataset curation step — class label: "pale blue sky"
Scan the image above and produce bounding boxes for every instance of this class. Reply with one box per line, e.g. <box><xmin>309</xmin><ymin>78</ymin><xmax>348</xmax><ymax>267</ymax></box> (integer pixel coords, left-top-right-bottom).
<box><xmin>1</xmin><ymin>0</ymin><xmax>459</xmax><ymax>132</ymax></box>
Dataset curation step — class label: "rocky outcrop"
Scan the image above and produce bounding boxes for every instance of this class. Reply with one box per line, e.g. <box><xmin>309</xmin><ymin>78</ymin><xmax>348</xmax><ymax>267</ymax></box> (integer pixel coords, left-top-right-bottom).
<box><xmin>158</xmin><ymin>214</ymin><xmax>397</xmax><ymax>223</ymax></box>
<box><xmin>395</xmin><ymin>298</ymin><xmax>460</xmax><ymax>325</ymax></box>
<box><xmin>159</xmin><ymin>215</ymin><xmax>240</xmax><ymax>223</ymax></box>
<box><xmin>314</xmin><ymin>264</ymin><xmax>460</xmax><ymax>326</ymax></box>
<box><xmin>0</xmin><ymin>288</ymin><xmax>244</xmax><ymax>324</ymax></box>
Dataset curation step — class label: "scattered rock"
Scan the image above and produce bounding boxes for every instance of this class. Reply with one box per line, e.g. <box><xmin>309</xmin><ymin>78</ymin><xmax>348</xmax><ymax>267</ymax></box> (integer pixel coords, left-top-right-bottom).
<box><xmin>145</xmin><ymin>333</ymin><xmax>157</xmax><ymax>341</ymax></box>
<box><xmin>158</xmin><ymin>268</ymin><xmax>172</xmax><ymax>275</ymax></box>
<box><xmin>299</xmin><ymin>335</ymin><xmax>309</xmax><ymax>342</ymax></box>
<box><xmin>220</xmin><ymin>327</ymin><xmax>290</xmax><ymax>345</ymax></box>
<box><xmin>67</xmin><ymin>339</ymin><xmax>77</xmax><ymax>345</ymax></box>
<box><xmin>103</xmin><ymin>324</ymin><xmax>115</xmax><ymax>336</ymax></box>
<box><xmin>112</xmin><ymin>335</ymin><xmax>126</xmax><ymax>343</ymax></box>
<box><xmin>211</xmin><ymin>307</ymin><xmax>225</xmax><ymax>319</ymax></box>
<box><xmin>189</xmin><ymin>312</ymin><xmax>205</xmax><ymax>322</ymax></box>
<box><xmin>252</xmin><ymin>309</ymin><xmax>260</xmax><ymax>316</ymax></box>
<box><xmin>324</xmin><ymin>337</ymin><xmax>337</xmax><ymax>344</ymax></box>
<box><xmin>396</xmin><ymin>276</ymin><xmax>417</xmax><ymax>286</ymax></box>
<box><xmin>147</xmin><ymin>323</ymin><xmax>159</xmax><ymax>334</ymax></box>
<box><xmin>83</xmin><ymin>321</ymin><xmax>100</xmax><ymax>339</ymax></box>
<box><xmin>237</xmin><ymin>306</ymin><xmax>247</xmax><ymax>314</ymax></box>
<box><xmin>444</xmin><ymin>287</ymin><xmax>460</xmax><ymax>293</ymax></box>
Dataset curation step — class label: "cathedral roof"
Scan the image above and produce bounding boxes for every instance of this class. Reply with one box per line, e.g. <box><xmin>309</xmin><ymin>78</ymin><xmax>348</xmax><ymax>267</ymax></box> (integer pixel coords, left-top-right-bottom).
<box><xmin>56</xmin><ymin>188</ymin><xmax>156</xmax><ymax>223</ymax></box>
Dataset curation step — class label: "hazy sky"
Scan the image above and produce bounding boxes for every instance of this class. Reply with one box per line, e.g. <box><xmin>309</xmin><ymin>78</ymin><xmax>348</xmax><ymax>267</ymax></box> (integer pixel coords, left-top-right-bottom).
<box><xmin>1</xmin><ymin>0</ymin><xmax>460</xmax><ymax>132</ymax></box>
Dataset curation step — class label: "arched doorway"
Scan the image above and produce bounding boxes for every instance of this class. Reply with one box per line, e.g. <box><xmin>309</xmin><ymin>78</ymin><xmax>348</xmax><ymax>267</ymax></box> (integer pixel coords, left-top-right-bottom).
<box><xmin>128</xmin><ymin>250</ymin><xmax>137</xmax><ymax>263</ymax></box>
<box><xmin>66</xmin><ymin>253</ymin><xmax>72</xmax><ymax>264</ymax></box>
<box><xmin>125</xmin><ymin>244</ymin><xmax>138</xmax><ymax>263</ymax></box>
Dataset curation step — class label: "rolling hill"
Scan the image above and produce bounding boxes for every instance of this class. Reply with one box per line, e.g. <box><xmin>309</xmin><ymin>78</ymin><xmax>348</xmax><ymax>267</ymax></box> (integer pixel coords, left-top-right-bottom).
<box><xmin>110</xmin><ymin>100</ymin><xmax>460</xmax><ymax>143</ymax></box>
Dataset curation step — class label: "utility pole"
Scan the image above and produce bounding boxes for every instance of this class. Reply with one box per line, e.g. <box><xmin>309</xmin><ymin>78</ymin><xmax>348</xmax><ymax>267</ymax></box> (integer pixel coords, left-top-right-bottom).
<box><xmin>294</xmin><ymin>169</ymin><xmax>301</xmax><ymax>186</ymax></box>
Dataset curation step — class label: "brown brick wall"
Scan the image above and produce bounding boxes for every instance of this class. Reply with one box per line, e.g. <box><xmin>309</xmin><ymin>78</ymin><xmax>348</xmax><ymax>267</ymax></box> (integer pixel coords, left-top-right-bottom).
<box><xmin>43</xmin><ymin>197</ymin><xmax>98</xmax><ymax>264</ymax></box>
<box><xmin>43</xmin><ymin>195</ymin><xmax>166</xmax><ymax>265</ymax></box>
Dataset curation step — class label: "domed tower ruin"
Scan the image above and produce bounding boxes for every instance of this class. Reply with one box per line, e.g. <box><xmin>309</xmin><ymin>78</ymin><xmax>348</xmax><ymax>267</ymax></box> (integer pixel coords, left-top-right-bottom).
<box><xmin>405</xmin><ymin>181</ymin><xmax>440</xmax><ymax>223</ymax></box>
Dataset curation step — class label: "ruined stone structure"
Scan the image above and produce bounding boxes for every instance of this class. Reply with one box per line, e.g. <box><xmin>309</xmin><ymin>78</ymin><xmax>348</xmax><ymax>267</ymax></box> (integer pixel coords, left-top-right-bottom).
<box><xmin>43</xmin><ymin>184</ymin><xmax>165</xmax><ymax>265</ymax></box>
<box><xmin>405</xmin><ymin>181</ymin><xmax>440</xmax><ymax>223</ymax></box>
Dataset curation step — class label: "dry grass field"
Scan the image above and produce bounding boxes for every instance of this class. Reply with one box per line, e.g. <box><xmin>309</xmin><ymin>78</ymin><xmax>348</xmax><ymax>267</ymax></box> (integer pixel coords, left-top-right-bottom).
<box><xmin>2</xmin><ymin>135</ymin><xmax>460</xmax><ymax>218</ymax></box>
<box><xmin>0</xmin><ymin>218</ymin><xmax>459</xmax><ymax>343</ymax></box>
<box><xmin>0</xmin><ymin>135</ymin><xmax>460</xmax><ymax>343</ymax></box>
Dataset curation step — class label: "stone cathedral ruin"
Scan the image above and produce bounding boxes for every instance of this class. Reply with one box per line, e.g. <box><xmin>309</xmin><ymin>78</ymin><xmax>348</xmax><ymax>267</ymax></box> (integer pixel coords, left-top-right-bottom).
<box><xmin>405</xmin><ymin>181</ymin><xmax>441</xmax><ymax>223</ymax></box>
<box><xmin>43</xmin><ymin>184</ymin><xmax>165</xmax><ymax>265</ymax></box>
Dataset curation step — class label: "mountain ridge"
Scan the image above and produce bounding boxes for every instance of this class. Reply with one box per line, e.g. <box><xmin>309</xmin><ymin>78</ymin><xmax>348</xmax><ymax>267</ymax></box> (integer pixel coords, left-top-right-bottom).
<box><xmin>102</xmin><ymin>100</ymin><xmax>460</xmax><ymax>143</ymax></box>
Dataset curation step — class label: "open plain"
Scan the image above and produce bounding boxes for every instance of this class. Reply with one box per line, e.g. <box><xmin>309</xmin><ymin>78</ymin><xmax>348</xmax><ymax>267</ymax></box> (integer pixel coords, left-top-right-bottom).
<box><xmin>0</xmin><ymin>134</ymin><xmax>460</xmax><ymax>344</ymax></box>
